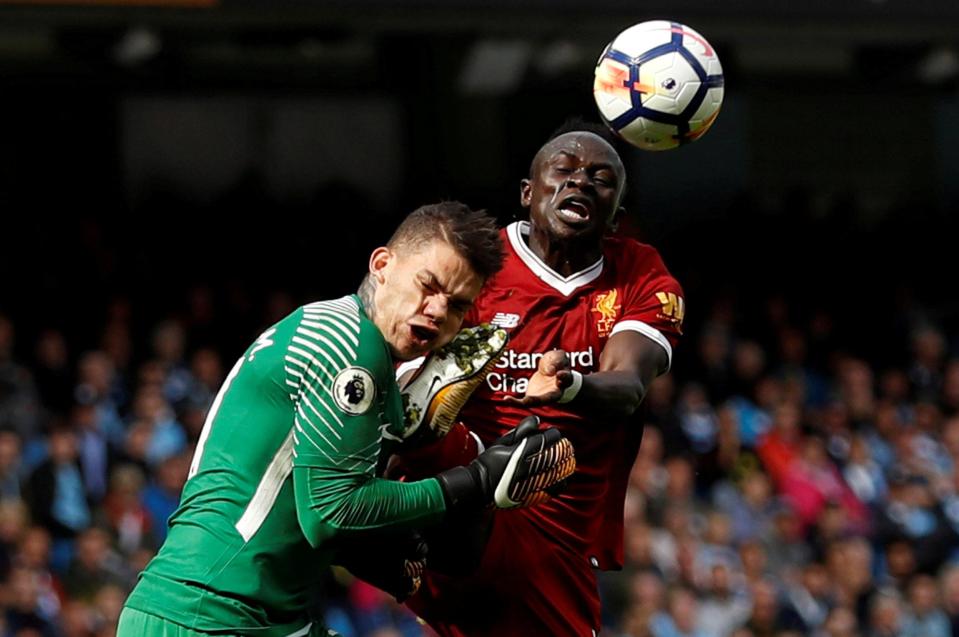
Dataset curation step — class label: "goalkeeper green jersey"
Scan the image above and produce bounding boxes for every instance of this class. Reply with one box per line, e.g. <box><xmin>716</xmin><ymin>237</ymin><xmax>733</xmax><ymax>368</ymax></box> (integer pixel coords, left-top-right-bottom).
<box><xmin>124</xmin><ymin>294</ymin><xmax>447</xmax><ymax>636</ymax></box>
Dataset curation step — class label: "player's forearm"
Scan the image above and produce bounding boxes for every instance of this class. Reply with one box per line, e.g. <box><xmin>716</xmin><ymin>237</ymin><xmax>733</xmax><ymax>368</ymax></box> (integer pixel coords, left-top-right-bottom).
<box><xmin>577</xmin><ymin>370</ymin><xmax>647</xmax><ymax>417</ymax></box>
<box><xmin>569</xmin><ymin>332</ymin><xmax>665</xmax><ymax>417</ymax></box>
<box><xmin>294</xmin><ymin>468</ymin><xmax>446</xmax><ymax>545</ymax></box>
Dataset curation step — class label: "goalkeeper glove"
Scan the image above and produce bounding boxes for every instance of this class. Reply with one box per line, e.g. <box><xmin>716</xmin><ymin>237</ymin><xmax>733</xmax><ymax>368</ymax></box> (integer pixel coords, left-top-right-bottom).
<box><xmin>435</xmin><ymin>416</ymin><xmax>575</xmax><ymax>510</ymax></box>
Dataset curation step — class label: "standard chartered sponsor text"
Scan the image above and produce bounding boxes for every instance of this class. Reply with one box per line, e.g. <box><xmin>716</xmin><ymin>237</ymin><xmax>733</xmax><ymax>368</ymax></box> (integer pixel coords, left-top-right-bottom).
<box><xmin>487</xmin><ymin>347</ymin><xmax>594</xmax><ymax>393</ymax></box>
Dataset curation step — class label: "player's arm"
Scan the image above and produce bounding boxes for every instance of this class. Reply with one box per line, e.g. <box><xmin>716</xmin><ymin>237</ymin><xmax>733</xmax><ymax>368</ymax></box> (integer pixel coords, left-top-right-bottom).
<box><xmin>287</xmin><ymin>318</ymin><xmax>449</xmax><ymax>546</ymax></box>
<box><xmin>504</xmin><ymin>336</ymin><xmax>665</xmax><ymax>417</ymax></box>
<box><xmin>291</xmin><ymin>367</ymin><xmax>572</xmax><ymax>548</ymax></box>
<box><xmin>585</xmin><ymin>331</ymin><xmax>667</xmax><ymax>415</ymax></box>
<box><xmin>506</xmin><ymin>273</ymin><xmax>682</xmax><ymax>417</ymax></box>
<box><xmin>291</xmin><ymin>386</ymin><xmax>448</xmax><ymax>546</ymax></box>
<box><xmin>294</xmin><ymin>410</ymin><xmax>574</xmax><ymax>547</ymax></box>
<box><xmin>294</xmin><ymin>465</ymin><xmax>447</xmax><ymax>547</ymax></box>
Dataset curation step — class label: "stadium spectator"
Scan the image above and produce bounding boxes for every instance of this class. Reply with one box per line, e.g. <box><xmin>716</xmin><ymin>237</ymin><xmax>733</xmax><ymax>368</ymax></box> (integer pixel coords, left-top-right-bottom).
<box><xmin>900</xmin><ymin>574</ymin><xmax>950</xmax><ymax>637</ymax></box>
<box><xmin>23</xmin><ymin>425</ymin><xmax>90</xmax><ymax>545</ymax></box>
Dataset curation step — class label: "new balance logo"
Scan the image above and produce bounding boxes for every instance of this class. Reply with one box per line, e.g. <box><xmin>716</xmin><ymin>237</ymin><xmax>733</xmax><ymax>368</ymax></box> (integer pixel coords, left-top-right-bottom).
<box><xmin>491</xmin><ymin>312</ymin><xmax>520</xmax><ymax>329</ymax></box>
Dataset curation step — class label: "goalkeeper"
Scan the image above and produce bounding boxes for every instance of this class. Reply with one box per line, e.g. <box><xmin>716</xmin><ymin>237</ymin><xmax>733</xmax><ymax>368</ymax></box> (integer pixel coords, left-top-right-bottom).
<box><xmin>117</xmin><ymin>202</ymin><xmax>575</xmax><ymax>637</ymax></box>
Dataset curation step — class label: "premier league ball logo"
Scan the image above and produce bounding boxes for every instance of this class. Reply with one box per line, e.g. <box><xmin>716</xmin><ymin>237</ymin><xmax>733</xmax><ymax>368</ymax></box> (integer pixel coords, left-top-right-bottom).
<box><xmin>333</xmin><ymin>367</ymin><xmax>376</xmax><ymax>415</ymax></box>
<box><xmin>344</xmin><ymin>373</ymin><xmax>367</xmax><ymax>406</ymax></box>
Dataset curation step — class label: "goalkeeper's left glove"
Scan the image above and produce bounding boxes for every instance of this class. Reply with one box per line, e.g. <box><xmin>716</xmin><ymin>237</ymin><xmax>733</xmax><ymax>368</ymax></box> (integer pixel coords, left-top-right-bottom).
<box><xmin>435</xmin><ymin>415</ymin><xmax>576</xmax><ymax>511</ymax></box>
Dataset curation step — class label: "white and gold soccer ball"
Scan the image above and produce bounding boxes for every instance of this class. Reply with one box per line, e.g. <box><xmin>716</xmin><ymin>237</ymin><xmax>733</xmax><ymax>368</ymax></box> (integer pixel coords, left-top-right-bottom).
<box><xmin>593</xmin><ymin>20</ymin><xmax>724</xmax><ymax>151</ymax></box>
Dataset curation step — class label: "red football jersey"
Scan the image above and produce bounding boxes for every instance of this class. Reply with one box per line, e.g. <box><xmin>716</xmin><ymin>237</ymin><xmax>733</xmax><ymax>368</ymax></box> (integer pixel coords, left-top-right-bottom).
<box><xmin>462</xmin><ymin>221</ymin><xmax>684</xmax><ymax>570</ymax></box>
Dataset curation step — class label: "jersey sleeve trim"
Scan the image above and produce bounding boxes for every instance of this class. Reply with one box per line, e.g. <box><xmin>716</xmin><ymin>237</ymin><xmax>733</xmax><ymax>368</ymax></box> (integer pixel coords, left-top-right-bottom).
<box><xmin>609</xmin><ymin>320</ymin><xmax>673</xmax><ymax>373</ymax></box>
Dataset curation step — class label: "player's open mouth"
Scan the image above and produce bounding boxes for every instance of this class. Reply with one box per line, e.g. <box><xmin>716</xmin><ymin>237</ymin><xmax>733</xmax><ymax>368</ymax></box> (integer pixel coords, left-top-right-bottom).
<box><xmin>556</xmin><ymin>196</ymin><xmax>592</xmax><ymax>224</ymax></box>
<box><xmin>409</xmin><ymin>324</ymin><xmax>438</xmax><ymax>348</ymax></box>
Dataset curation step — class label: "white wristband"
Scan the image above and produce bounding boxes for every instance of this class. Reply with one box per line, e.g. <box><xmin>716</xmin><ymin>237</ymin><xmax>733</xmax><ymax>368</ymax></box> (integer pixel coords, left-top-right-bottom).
<box><xmin>558</xmin><ymin>370</ymin><xmax>583</xmax><ymax>404</ymax></box>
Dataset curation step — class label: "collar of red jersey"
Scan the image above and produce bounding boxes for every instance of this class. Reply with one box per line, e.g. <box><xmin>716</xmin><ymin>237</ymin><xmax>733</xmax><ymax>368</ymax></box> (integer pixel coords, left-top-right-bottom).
<box><xmin>507</xmin><ymin>221</ymin><xmax>605</xmax><ymax>297</ymax></box>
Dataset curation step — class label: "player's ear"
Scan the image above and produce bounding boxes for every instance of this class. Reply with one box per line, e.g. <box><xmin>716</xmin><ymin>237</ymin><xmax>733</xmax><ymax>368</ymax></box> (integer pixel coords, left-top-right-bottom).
<box><xmin>369</xmin><ymin>247</ymin><xmax>392</xmax><ymax>284</ymax></box>
<box><xmin>607</xmin><ymin>206</ymin><xmax>626</xmax><ymax>233</ymax></box>
<box><xmin>520</xmin><ymin>178</ymin><xmax>532</xmax><ymax>209</ymax></box>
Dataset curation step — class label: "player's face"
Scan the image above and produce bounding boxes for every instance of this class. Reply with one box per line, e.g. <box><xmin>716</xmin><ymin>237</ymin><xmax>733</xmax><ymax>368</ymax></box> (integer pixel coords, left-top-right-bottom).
<box><xmin>522</xmin><ymin>132</ymin><xmax>625</xmax><ymax>243</ymax></box>
<box><xmin>370</xmin><ymin>240</ymin><xmax>483</xmax><ymax>361</ymax></box>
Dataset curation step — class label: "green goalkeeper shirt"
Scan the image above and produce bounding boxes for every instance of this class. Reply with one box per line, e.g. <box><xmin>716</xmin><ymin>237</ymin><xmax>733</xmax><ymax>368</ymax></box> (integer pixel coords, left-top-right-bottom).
<box><xmin>124</xmin><ymin>295</ymin><xmax>447</xmax><ymax>635</ymax></box>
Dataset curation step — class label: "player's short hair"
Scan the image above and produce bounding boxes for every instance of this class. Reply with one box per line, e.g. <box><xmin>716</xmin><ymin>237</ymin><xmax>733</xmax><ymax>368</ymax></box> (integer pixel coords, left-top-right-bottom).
<box><xmin>531</xmin><ymin>117</ymin><xmax>628</xmax><ymax>174</ymax></box>
<box><xmin>547</xmin><ymin>116</ymin><xmax>621</xmax><ymax>149</ymax></box>
<box><xmin>387</xmin><ymin>201</ymin><xmax>504</xmax><ymax>280</ymax></box>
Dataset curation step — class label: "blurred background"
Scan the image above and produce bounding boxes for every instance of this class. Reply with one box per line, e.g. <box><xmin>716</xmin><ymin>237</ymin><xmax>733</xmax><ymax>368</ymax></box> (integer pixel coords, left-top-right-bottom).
<box><xmin>2</xmin><ymin>1</ymin><xmax>959</xmax><ymax>636</ymax></box>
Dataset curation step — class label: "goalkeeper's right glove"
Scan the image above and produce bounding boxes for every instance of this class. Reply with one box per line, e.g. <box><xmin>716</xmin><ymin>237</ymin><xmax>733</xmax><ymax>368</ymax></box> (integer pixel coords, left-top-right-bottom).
<box><xmin>435</xmin><ymin>416</ymin><xmax>575</xmax><ymax>511</ymax></box>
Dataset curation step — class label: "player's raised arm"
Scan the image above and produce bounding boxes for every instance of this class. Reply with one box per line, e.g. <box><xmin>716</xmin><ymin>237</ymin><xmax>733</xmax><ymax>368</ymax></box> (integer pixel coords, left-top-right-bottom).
<box><xmin>506</xmin><ymin>281</ymin><xmax>681</xmax><ymax>417</ymax></box>
<box><xmin>588</xmin><ymin>329</ymin><xmax>670</xmax><ymax>414</ymax></box>
<box><xmin>581</xmin><ymin>273</ymin><xmax>684</xmax><ymax>415</ymax></box>
<box><xmin>504</xmin><ymin>337</ymin><xmax>665</xmax><ymax>416</ymax></box>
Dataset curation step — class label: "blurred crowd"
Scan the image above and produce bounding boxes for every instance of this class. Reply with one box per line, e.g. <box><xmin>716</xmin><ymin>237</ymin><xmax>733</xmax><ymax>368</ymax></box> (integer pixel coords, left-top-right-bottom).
<box><xmin>1</xmin><ymin>284</ymin><xmax>958</xmax><ymax>637</ymax></box>
<box><xmin>600</xmin><ymin>298</ymin><xmax>959</xmax><ymax>637</ymax></box>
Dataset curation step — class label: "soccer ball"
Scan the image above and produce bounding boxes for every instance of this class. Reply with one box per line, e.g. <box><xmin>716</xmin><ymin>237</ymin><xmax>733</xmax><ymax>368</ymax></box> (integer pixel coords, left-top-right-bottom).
<box><xmin>593</xmin><ymin>20</ymin><xmax>724</xmax><ymax>151</ymax></box>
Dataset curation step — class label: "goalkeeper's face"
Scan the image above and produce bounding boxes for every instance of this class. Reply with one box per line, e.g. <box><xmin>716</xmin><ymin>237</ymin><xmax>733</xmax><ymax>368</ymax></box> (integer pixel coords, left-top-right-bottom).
<box><xmin>369</xmin><ymin>239</ymin><xmax>484</xmax><ymax>361</ymax></box>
